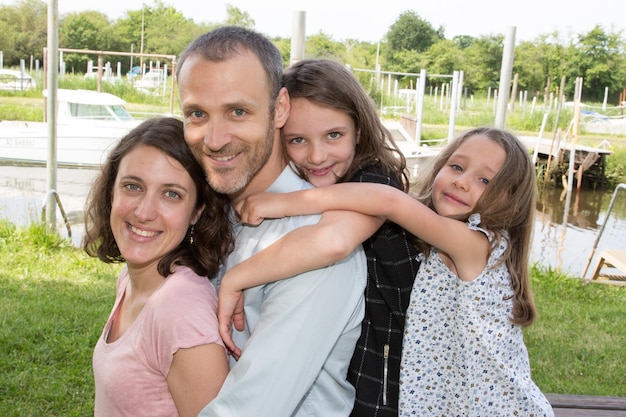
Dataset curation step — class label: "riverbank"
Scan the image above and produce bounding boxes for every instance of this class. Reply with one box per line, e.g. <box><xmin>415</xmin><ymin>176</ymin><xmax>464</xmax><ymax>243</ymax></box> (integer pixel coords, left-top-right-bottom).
<box><xmin>0</xmin><ymin>221</ymin><xmax>625</xmax><ymax>415</ymax></box>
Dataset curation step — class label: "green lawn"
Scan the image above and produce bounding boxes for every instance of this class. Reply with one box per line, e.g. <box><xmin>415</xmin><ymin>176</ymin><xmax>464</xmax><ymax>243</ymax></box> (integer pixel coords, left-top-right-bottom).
<box><xmin>1</xmin><ymin>221</ymin><xmax>625</xmax><ymax>416</ymax></box>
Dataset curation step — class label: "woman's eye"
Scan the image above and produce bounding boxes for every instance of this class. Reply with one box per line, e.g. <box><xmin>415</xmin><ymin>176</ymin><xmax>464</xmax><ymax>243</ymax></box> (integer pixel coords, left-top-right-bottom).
<box><xmin>124</xmin><ymin>183</ymin><xmax>141</xmax><ymax>192</ymax></box>
<box><xmin>165</xmin><ymin>190</ymin><xmax>182</xmax><ymax>199</ymax></box>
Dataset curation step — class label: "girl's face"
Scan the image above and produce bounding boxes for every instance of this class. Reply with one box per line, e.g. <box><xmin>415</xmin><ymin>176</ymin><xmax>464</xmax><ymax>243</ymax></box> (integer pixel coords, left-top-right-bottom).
<box><xmin>432</xmin><ymin>134</ymin><xmax>505</xmax><ymax>217</ymax></box>
<box><xmin>283</xmin><ymin>98</ymin><xmax>358</xmax><ymax>187</ymax></box>
<box><xmin>110</xmin><ymin>145</ymin><xmax>202</xmax><ymax>273</ymax></box>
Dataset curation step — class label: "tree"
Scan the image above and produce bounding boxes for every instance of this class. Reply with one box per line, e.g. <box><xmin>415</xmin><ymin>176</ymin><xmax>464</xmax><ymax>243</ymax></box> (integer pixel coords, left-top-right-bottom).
<box><xmin>566</xmin><ymin>26</ymin><xmax>626</xmax><ymax>102</ymax></box>
<box><xmin>461</xmin><ymin>34</ymin><xmax>504</xmax><ymax>93</ymax></box>
<box><xmin>423</xmin><ymin>39</ymin><xmax>464</xmax><ymax>78</ymax></box>
<box><xmin>225</xmin><ymin>4</ymin><xmax>255</xmax><ymax>29</ymax></box>
<box><xmin>385</xmin><ymin>10</ymin><xmax>443</xmax><ymax>60</ymax></box>
<box><xmin>512</xmin><ymin>40</ymin><xmax>550</xmax><ymax>98</ymax></box>
<box><xmin>453</xmin><ymin>35</ymin><xmax>475</xmax><ymax>50</ymax></box>
<box><xmin>141</xmin><ymin>2</ymin><xmax>198</xmax><ymax>56</ymax></box>
<box><xmin>343</xmin><ymin>40</ymin><xmax>379</xmax><ymax>71</ymax></box>
<box><xmin>59</xmin><ymin>11</ymin><xmax>123</xmax><ymax>72</ymax></box>
<box><xmin>0</xmin><ymin>0</ymin><xmax>47</xmax><ymax>67</ymax></box>
<box><xmin>305</xmin><ymin>32</ymin><xmax>345</xmax><ymax>61</ymax></box>
<box><xmin>113</xmin><ymin>1</ymin><xmax>206</xmax><ymax>72</ymax></box>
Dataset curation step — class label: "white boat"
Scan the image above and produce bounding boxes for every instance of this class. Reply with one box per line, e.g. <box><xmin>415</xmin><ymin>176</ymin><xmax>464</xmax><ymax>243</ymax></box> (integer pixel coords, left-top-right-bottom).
<box><xmin>383</xmin><ymin>120</ymin><xmax>442</xmax><ymax>181</ymax></box>
<box><xmin>0</xmin><ymin>69</ymin><xmax>36</xmax><ymax>91</ymax></box>
<box><xmin>0</xmin><ymin>89</ymin><xmax>142</xmax><ymax>167</ymax></box>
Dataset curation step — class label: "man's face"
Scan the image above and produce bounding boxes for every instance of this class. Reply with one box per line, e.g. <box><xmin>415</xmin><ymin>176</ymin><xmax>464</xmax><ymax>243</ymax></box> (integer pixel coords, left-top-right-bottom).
<box><xmin>178</xmin><ymin>51</ymin><xmax>286</xmax><ymax>201</ymax></box>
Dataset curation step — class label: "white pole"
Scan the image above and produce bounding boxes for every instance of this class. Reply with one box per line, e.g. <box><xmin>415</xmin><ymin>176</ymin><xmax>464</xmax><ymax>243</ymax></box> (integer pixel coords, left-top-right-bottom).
<box><xmin>415</xmin><ymin>69</ymin><xmax>426</xmax><ymax>144</ymax></box>
<box><xmin>290</xmin><ymin>11</ymin><xmax>306</xmax><ymax>64</ymax></box>
<box><xmin>448</xmin><ymin>71</ymin><xmax>460</xmax><ymax>141</ymax></box>
<box><xmin>495</xmin><ymin>26</ymin><xmax>516</xmax><ymax>128</ymax></box>
<box><xmin>46</xmin><ymin>0</ymin><xmax>59</xmax><ymax>230</ymax></box>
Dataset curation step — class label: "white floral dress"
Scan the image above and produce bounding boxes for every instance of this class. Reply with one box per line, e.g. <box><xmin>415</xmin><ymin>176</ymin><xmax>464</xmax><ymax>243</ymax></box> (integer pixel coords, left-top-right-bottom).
<box><xmin>399</xmin><ymin>214</ymin><xmax>554</xmax><ymax>417</ymax></box>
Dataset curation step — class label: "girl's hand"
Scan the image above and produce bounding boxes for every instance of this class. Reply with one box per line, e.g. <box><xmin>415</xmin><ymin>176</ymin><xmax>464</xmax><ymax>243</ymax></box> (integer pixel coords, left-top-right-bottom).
<box><xmin>217</xmin><ymin>275</ymin><xmax>246</xmax><ymax>360</ymax></box>
<box><xmin>235</xmin><ymin>192</ymin><xmax>288</xmax><ymax>225</ymax></box>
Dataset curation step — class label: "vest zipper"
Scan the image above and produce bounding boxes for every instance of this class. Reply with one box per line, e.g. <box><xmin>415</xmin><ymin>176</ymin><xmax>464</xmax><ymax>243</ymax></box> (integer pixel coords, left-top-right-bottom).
<box><xmin>383</xmin><ymin>344</ymin><xmax>389</xmax><ymax>406</ymax></box>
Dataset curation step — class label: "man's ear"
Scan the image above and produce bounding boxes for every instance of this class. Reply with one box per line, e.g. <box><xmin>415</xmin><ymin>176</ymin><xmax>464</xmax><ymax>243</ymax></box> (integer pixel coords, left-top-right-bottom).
<box><xmin>274</xmin><ymin>86</ymin><xmax>290</xmax><ymax>129</ymax></box>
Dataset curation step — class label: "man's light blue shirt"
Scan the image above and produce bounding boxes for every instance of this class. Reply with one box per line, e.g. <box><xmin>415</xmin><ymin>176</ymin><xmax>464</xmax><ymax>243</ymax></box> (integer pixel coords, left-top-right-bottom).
<box><xmin>199</xmin><ymin>166</ymin><xmax>367</xmax><ymax>417</ymax></box>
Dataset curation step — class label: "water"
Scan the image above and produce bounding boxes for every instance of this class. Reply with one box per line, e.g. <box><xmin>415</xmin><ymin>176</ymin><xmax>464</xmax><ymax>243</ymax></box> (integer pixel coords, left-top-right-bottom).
<box><xmin>1</xmin><ymin>163</ymin><xmax>625</xmax><ymax>278</ymax></box>
<box><xmin>533</xmin><ymin>186</ymin><xmax>626</xmax><ymax>277</ymax></box>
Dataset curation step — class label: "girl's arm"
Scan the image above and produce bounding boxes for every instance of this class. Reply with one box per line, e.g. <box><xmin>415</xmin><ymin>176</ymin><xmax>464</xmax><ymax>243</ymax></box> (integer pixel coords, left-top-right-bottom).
<box><xmin>218</xmin><ymin>210</ymin><xmax>382</xmax><ymax>357</ymax></box>
<box><xmin>167</xmin><ymin>343</ymin><xmax>229</xmax><ymax>417</ymax></box>
<box><xmin>237</xmin><ymin>183</ymin><xmax>490</xmax><ymax>280</ymax></box>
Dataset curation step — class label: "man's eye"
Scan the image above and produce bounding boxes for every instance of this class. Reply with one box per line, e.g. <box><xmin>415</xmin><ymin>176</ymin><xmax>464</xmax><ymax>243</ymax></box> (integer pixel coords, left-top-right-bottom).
<box><xmin>233</xmin><ymin>109</ymin><xmax>246</xmax><ymax>117</ymax></box>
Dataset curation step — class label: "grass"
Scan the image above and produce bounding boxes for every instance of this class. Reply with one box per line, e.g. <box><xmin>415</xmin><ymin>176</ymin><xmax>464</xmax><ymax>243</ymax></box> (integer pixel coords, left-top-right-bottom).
<box><xmin>525</xmin><ymin>266</ymin><xmax>626</xmax><ymax>396</ymax></box>
<box><xmin>0</xmin><ymin>221</ymin><xmax>120</xmax><ymax>417</ymax></box>
<box><xmin>0</xmin><ymin>220</ymin><xmax>625</xmax><ymax>415</ymax></box>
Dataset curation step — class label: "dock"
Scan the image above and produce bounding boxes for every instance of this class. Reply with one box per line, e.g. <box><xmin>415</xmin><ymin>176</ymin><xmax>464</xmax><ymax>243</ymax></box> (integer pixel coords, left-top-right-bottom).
<box><xmin>519</xmin><ymin>135</ymin><xmax>613</xmax><ymax>188</ymax></box>
<box><xmin>518</xmin><ymin>136</ymin><xmax>613</xmax><ymax>159</ymax></box>
<box><xmin>547</xmin><ymin>394</ymin><xmax>626</xmax><ymax>416</ymax></box>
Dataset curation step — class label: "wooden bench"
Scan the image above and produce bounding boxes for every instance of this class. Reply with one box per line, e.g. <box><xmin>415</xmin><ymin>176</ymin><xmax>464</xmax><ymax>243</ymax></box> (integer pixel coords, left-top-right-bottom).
<box><xmin>547</xmin><ymin>394</ymin><xmax>626</xmax><ymax>416</ymax></box>
<box><xmin>590</xmin><ymin>249</ymin><xmax>626</xmax><ymax>285</ymax></box>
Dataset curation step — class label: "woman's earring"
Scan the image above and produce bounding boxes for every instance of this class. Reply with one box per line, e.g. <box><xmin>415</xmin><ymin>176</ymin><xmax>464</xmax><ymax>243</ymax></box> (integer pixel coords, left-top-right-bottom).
<box><xmin>189</xmin><ymin>225</ymin><xmax>195</xmax><ymax>245</ymax></box>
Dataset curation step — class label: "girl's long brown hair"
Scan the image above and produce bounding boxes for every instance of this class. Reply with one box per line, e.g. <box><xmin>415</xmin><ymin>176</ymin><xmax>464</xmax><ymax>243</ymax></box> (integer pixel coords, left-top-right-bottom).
<box><xmin>283</xmin><ymin>59</ymin><xmax>410</xmax><ymax>191</ymax></box>
<box><xmin>414</xmin><ymin>127</ymin><xmax>538</xmax><ymax>326</ymax></box>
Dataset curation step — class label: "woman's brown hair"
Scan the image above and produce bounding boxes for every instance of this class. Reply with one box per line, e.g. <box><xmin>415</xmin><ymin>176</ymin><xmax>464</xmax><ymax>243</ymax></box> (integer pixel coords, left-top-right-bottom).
<box><xmin>83</xmin><ymin>117</ymin><xmax>233</xmax><ymax>278</ymax></box>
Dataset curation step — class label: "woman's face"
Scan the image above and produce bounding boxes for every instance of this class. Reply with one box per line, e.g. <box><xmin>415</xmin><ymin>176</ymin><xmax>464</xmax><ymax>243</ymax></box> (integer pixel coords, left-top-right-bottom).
<box><xmin>110</xmin><ymin>145</ymin><xmax>202</xmax><ymax>273</ymax></box>
<box><xmin>283</xmin><ymin>98</ymin><xmax>358</xmax><ymax>187</ymax></box>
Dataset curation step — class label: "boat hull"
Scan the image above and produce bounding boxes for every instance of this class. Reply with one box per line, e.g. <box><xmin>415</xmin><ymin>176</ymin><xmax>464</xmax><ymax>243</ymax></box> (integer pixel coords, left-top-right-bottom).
<box><xmin>0</xmin><ymin>120</ymin><xmax>140</xmax><ymax>167</ymax></box>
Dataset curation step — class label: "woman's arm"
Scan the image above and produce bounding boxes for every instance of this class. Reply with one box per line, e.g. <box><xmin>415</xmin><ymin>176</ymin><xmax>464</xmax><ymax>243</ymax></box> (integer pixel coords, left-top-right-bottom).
<box><xmin>218</xmin><ymin>210</ymin><xmax>382</xmax><ymax>357</ymax></box>
<box><xmin>167</xmin><ymin>343</ymin><xmax>229</xmax><ymax>417</ymax></box>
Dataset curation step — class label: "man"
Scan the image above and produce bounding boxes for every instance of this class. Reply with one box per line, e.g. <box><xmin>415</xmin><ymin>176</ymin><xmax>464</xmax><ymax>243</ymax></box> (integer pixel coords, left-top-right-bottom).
<box><xmin>176</xmin><ymin>26</ymin><xmax>367</xmax><ymax>417</ymax></box>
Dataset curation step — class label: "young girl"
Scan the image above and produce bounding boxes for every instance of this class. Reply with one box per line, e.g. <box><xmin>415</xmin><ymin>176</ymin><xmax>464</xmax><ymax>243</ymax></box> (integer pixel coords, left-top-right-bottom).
<box><xmin>236</xmin><ymin>127</ymin><xmax>555</xmax><ymax>416</ymax></box>
<box><xmin>217</xmin><ymin>59</ymin><xmax>420</xmax><ymax>416</ymax></box>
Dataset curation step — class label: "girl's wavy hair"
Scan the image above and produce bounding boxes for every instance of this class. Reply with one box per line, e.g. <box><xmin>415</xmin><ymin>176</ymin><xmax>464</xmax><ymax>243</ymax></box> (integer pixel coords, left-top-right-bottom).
<box><xmin>83</xmin><ymin>117</ymin><xmax>233</xmax><ymax>279</ymax></box>
<box><xmin>414</xmin><ymin>127</ymin><xmax>538</xmax><ymax>326</ymax></box>
<box><xmin>283</xmin><ymin>59</ymin><xmax>410</xmax><ymax>191</ymax></box>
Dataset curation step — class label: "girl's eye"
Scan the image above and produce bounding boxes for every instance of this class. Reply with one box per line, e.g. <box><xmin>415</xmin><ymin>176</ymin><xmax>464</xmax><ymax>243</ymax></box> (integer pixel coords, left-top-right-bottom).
<box><xmin>288</xmin><ymin>137</ymin><xmax>305</xmax><ymax>145</ymax></box>
<box><xmin>328</xmin><ymin>131</ymin><xmax>341</xmax><ymax>140</ymax></box>
<box><xmin>480</xmin><ymin>178</ymin><xmax>490</xmax><ymax>185</ymax></box>
<box><xmin>451</xmin><ymin>164</ymin><xmax>463</xmax><ymax>172</ymax></box>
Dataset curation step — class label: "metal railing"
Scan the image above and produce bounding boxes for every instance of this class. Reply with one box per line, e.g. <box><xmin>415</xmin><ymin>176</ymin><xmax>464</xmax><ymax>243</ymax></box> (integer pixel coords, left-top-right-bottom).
<box><xmin>40</xmin><ymin>189</ymin><xmax>72</xmax><ymax>238</ymax></box>
<box><xmin>581</xmin><ymin>183</ymin><xmax>626</xmax><ymax>278</ymax></box>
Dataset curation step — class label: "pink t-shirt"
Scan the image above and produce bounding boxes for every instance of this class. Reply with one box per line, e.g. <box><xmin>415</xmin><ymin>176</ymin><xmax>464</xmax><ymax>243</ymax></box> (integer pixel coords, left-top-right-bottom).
<box><xmin>93</xmin><ymin>265</ymin><xmax>224</xmax><ymax>417</ymax></box>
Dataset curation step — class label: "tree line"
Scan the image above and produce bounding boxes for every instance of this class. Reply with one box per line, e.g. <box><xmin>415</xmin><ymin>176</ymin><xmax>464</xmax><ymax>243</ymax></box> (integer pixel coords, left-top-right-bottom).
<box><xmin>1</xmin><ymin>0</ymin><xmax>625</xmax><ymax>103</ymax></box>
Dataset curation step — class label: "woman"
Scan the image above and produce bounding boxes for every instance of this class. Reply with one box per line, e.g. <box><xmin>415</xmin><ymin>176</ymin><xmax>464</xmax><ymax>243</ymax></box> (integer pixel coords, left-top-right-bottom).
<box><xmin>83</xmin><ymin>117</ymin><xmax>233</xmax><ymax>417</ymax></box>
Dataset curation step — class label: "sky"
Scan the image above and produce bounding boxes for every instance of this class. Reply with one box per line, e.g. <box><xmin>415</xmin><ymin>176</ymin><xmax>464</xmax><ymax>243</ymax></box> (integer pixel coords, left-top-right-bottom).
<box><xmin>4</xmin><ymin>0</ymin><xmax>625</xmax><ymax>43</ymax></box>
